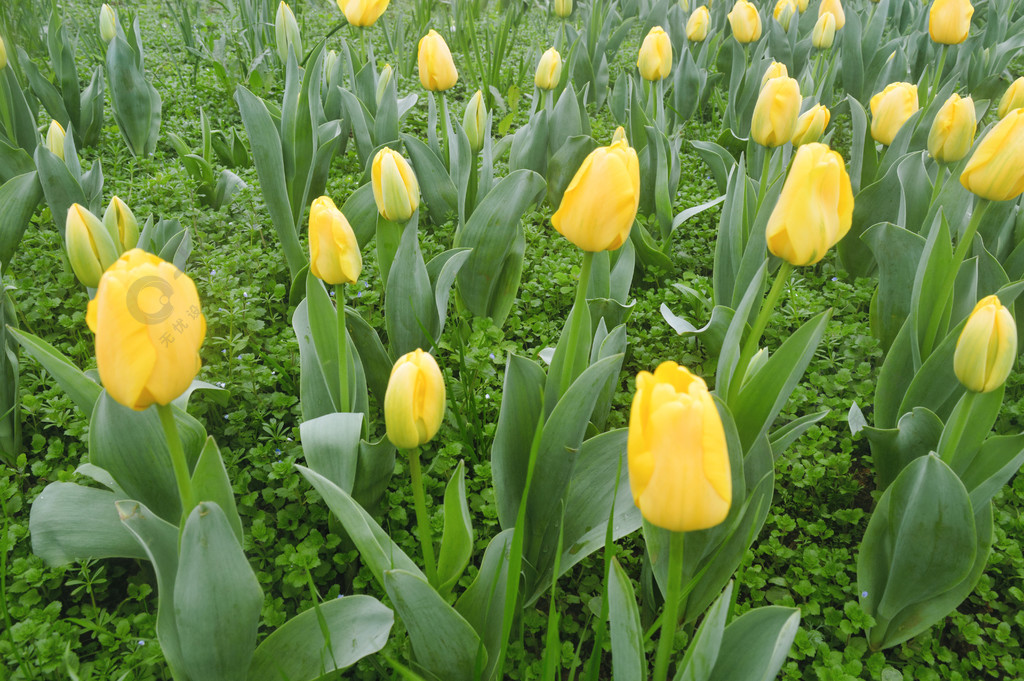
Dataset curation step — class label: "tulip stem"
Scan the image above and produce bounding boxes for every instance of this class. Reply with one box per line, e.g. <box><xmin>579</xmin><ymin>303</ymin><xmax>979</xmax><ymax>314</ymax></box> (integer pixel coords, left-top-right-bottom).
<box><xmin>407</xmin><ymin>447</ymin><xmax>438</xmax><ymax>586</ymax></box>
<box><xmin>652</xmin><ymin>532</ymin><xmax>685</xmax><ymax>681</ymax></box>
<box><xmin>560</xmin><ymin>250</ymin><xmax>594</xmax><ymax>397</ymax></box>
<box><xmin>756</xmin><ymin>148</ymin><xmax>772</xmax><ymax>208</ymax></box>
<box><xmin>731</xmin><ymin>261</ymin><xmax>794</xmax><ymax>403</ymax></box>
<box><xmin>157</xmin><ymin>404</ymin><xmax>195</xmax><ymax>524</ymax></box>
<box><xmin>937</xmin><ymin>390</ymin><xmax>977</xmax><ymax>467</ymax></box>
<box><xmin>930</xmin><ymin>162</ymin><xmax>946</xmax><ymax>206</ymax></box>
<box><xmin>929</xmin><ymin>46</ymin><xmax>948</xmax><ymax>107</ymax></box>
<box><xmin>335</xmin><ymin>284</ymin><xmax>349</xmax><ymax>413</ymax></box>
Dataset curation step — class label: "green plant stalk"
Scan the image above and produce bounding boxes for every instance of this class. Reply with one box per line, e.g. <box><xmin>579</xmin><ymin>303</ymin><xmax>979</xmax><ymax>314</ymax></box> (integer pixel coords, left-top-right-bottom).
<box><xmin>440</xmin><ymin>93</ymin><xmax>451</xmax><ymax>167</ymax></box>
<box><xmin>930</xmin><ymin>162</ymin><xmax>946</xmax><ymax>205</ymax></box>
<box><xmin>335</xmin><ymin>284</ymin><xmax>349</xmax><ymax>412</ymax></box>
<box><xmin>929</xmin><ymin>46</ymin><xmax>948</xmax><ymax>107</ymax></box>
<box><xmin>584</xmin><ymin>456</ymin><xmax>624</xmax><ymax>681</ymax></box>
<box><xmin>731</xmin><ymin>261</ymin><xmax>794</xmax><ymax>402</ymax></box>
<box><xmin>406</xmin><ymin>447</ymin><xmax>438</xmax><ymax>586</ymax></box>
<box><xmin>157</xmin><ymin>403</ymin><xmax>195</xmax><ymax>523</ymax></box>
<box><xmin>756</xmin><ymin>147</ymin><xmax>772</xmax><ymax>208</ymax></box>
<box><xmin>652</xmin><ymin>531</ymin><xmax>685</xmax><ymax>681</ymax></box>
<box><xmin>937</xmin><ymin>390</ymin><xmax>977</xmax><ymax>466</ymax></box>
<box><xmin>560</xmin><ymin>250</ymin><xmax>595</xmax><ymax>396</ymax></box>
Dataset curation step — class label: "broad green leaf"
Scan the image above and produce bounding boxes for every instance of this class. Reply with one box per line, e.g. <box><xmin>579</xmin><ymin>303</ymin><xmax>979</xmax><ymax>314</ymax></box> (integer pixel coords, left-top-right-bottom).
<box><xmin>0</xmin><ymin>172</ymin><xmax>43</xmax><ymax>271</ymax></box>
<box><xmin>863</xmin><ymin>222</ymin><xmax>926</xmax><ymax>351</ymax></box>
<box><xmin>960</xmin><ymin>433</ymin><xmax>1024</xmax><ymax>511</ymax></box>
<box><xmin>608</xmin><ymin>557</ymin><xmax>645</xmax><ymax>681</ymax></box>
<box><xmin>402</xmin><ymin>133</ymin><xmax>458</xmax><ymax>224</ymax></box>
<box><xmin>33</xmin><ymin>143</ymin><xmax>86</xmax><ymax>235</ymax></box>
<box><xmin>8</xmin><ymin>327</ymin><xmax>101</xmax><ymax>415</ymax></box>
<box><xmin>545</xmin><ymin>135</ymin><xmax>596</xmax><ymax>207</ymax></box>
<box><xmin>455</xmin><ymin>530</ymin><xmax>514</xmax><ymax>681</ymax></box>
<box><xmin>190</xmin><ymin>437</ymin><xmax>243</xmax><ymax>545</ymax></box>
<box><xmin>673</xmin><ymin>583</ymin><xmax>732</xmax><ymax>681</ymax></box>
<box><xmin>426</xmin><ymin>247</ymin><xmax>471</xmax><ymax>341</ymax></box>
<box><xmin>862</xmin><ymin>407</ymin><xmax>944</xmax><ymax>491</ymax></box>
<box><xmin>706</xmin><ymin>606</ymin><xmax>800</xmax><ymax>681</ymax></box>
<box><xmin>342</xmin><ymin>182</ymin><xmax>379</xmax><ymax>248</ymax></box>
<box><xmin>293</xmin><ymin>299</ymin><xmax>338</xmax><ymax>421</ymax></box>
<box><xmin>299</xmin><ymin>411</ymin><xmax>363</xmax><ymax>493</ymax></box>
<box><xmin>345</xmin><ymin>305</ymin><xmax>393</xmax><ymax>405</ymax></box>
<box><xmin>437</xmin><ymin>460</ymin><xmax>474</xmax><ymax>595</ymax></box>
<box><xmin>386</xmin><ymin>220</ymin><xmax>438</xmax><ymax>355</ymax></box>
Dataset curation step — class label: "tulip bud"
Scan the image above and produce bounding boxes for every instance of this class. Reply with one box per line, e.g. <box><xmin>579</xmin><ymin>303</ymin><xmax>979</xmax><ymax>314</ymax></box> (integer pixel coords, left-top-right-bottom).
<box><xmin>0</xmin><ymin>36</ymin><xmax>6</xmax><ymax>70</ymax></box>
<box><xmin>372</xmin><ymin>147</ymin><xmax>420</xmax><ymax>221</ymax></box>
<box><xmin>338</xmin><ymin>0</ymin><xmax>390</xmax><ymax>27</ymax></box>
<box><xmin>67</xmin><ymin>204</ymin><xmax>120</xmax><ymax>288</ymax></box>
<box><xmin>959</xmin><ymin>109</ymin><xmax>1024</xmax><ymax>201</ymax></box>
<box><xmin>765</xmin><ymin>143</ymin><xmax>853</xmax><ymax>266</ymax></box>
<box><xmin>728</xmin><ymin>0</ymin><xmax>763</xmax><ymax>43</ymax></box>
<box><xmin>679</xmin><ymin>0</ymin><xmax>690</xmax><ymax>10</ymax></box>
<box><xmin>385</xmin><ymin>349</ymin><xmax>446</xmax><ymax>449</ymax></box>
<box><xmin>275</xmin><ymin>1</ymin><xmax>302</xmax><ymax>64</ymax></box>
<box><xmin>869</xmin><ymin>82</ymin><xmax>919</xmax><ymax>146</ymax></box>
<box><xmin>927</xmin><ymin>93</ymin><xmax>976</xmax><ymax>163</ymax></box>
<box><xmin>818</xmin><ymin>0</ymin><xmax>845</xmax><ymax>28</ymax></box>
<box><xmin>324</xmin><ymin>50</ymin><xmax>339</xmax><ymax>89</ymax></box>
<box><xmin>463</xmin><ymin>90</ymin><xmax>487</xmax><ymax>153</ymax></box>
<box><xmin>418</xmin><ymin>30</ymin><xmax>458</xmax><ymax>91</ymax></box>
<box><xmin>103</xmin><ymin>196</ymin><xmax>139</xmax><ymax>253</ymax></box>
<box><xmin>552</xmin><ymin>139</ymin><xmax>640</xmax><ymax>252</ymax></box>
<box><xmin>953</xmin><ymin>295</ymin><xmax>1016</xmax><ymax>393</ymax></box>
<box><xmin>376</xmin><ymin>63</ymin><xmax>393</xmax><ymax>106</ymax></box>
<box><xmin>760</xmin><ymin>60</ymin><xmax>788</xmax><ymax>90</ymax></box>
<box><xmin>751</xmin><ymin>76</ymin><xmax>801</xmax><ymax>147</ymax></box>
<box><xmin>796</xmin><ymin>0</ymin><xmax>809</xmax><ymax>12</ymax></box>
<box><xmin>535</xmin><ymin>47</ymin><xmax>563</xmax><ymax>90</ymax></box>
<box><xmin>99</xmin><ymin>4</ymin><xmax>117</xmax><ymax>42</ymax></box>
<box><xmin>86</xmin><ymin>249</ymin><xmax>206</xmax><ymax>411</ymax></box>
<box><xmin>308</xmin><ymin>196</ymin><xmax>362</xmax><ymax>285</ymax></box>
<box><xmin>554</xmin><ymin>0</ymin><xmax>573</xmax><ymax>17</ymax></box>
<box><xmin>929</xmin><ymin>0</ymin><xmax>973</xmax><ymax>45</ymax></box>
<box><xmin>791</xmin><ymin>104</ymin><xmax>830</xmax><ymax>146</ymax></box>
<box><xmin>627</xmin><ymin>362</ymin><xmax>731</xmax><ymax>532</ymax></box>
<box><xmin>612</xmin><ymin>126</ymin><xmax>628</xmax><ymax>144</ymax></box>
<box><xmin>997</xmin><ymin>77</ymin><xmax>1024</xmax><ymax>119</ymax></box>
<box><xmin>637</xmin><ymin>27</ymin><xmax>672</xmax><ymax>81</ymax></box>
<box><xmin>774</xmin><ymin>0</ymin><xmax>797</xmax><ymax>30</ymax></box>
<box><xmin>812</xmin><ymin>12</ymin><xmax>836</xmax><ymax>48</ymax></box>
<box><xmin>46</xmin><ymin>120</ymin><xmax>66</xmax><ymax>160</ymax></box>
<box><xmin>686</xmin><ymin>6</ymin><xmax>710</xmax><ymax>41</ymax></box>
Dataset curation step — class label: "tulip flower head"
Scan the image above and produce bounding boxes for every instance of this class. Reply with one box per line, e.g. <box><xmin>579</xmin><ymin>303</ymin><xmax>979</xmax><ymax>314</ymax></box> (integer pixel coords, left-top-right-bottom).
<box><xmin>765</xmin><ymin>143</ymin><xmax>853</xmax><ymax>266</ymax></box>
<box><xmin>686</xmin><ymin>6</ymin><xmax>710</xmax><ymax>41</ymax></box>
<box><xmin>960</xmin><ymin>108</ymin><xmax>1024</xmax><ymax>201</ymax></box>
<box><xmin>637</xmin><ymin>27</ymin><xmax>672</xmax><ymax>81</ymax></box>
<box><xmin>309</xmin><ymin>196</ymin><xmax>362</xmax><ymax>285</ymax></box>
<box><xmin>760</xmin><ymin>60</ymin><xmax>789</xmax><ymax>90</ymax></box>
<box><xmin>338</xmin><ymin>0</ymin><xmax>389</xmax><ymax>27</ymax></box>
<box><xmin>953</xmin><ymin>295</ymin><xmax>1017</xmax><ymax>393</ymax></box>
<box><xmin>796</xmin><ymin>0</ymin><xmax>810</xmax><ymax>12</ymax></box>
<box><xmin>551</xmin><ymin>139</ymin><xmax>640</xmax><ymax>252</ymax></box>
<box><xmin>812</xmin><ymin>12</ymin><xmax>837</xmax><ymax>49</ymax></box>
<box><xmin>275</xmin><ymin>2</ymin><xmax>302</xmax><ymax>64</ymax></box>
<box><xmin>554</xmin><ymin>0</ymin><xmax>573</xmax><ymax>17</ymax></box>
<box><xmin>728</xmin><ymin>0</ymin><xmax>762</xmax><ymax>43</ymax></box>
<box><xmin>372</xmin><ymin>147</ymin><xmax>420</xmax><ymax>221</ymax></box>
<box><xmin>99</xmin><ymin>4</ymin><xmax>117</xmax><ymax>42</ymax></box>
<box><xmin>612</xmin><ymin>126</ymin><xmax>628</xmax><ymax>144</ymax></box>
<box><xmin>751</xmin><ymin>76</ymin><xmax>801</xmax><ymax>147</ymax></box>
<box><xmin>929</xmin><ymin>0</ymin><xmax>973</xmax><ymax>45</ymax></box>
<box><xmin>774</xmin><ymin>0</ymin><xmax>797</xmax><ymax>30</ymax></box>
<box><xmin>66</xmin><ymin>204</ymin><xmax>120</xmax><ymax>288</ymax></box>
<box><xmin>103</xmin><ymin>196</ymin><xmax>140</xmax><ymax>253</ymax></box>
<box><xmin>627</xmin><ymin>362</ymin><xmax>731</xmax><ymax>532</ymax></box>
<box><xmin>376</xmin><ymin>63</ymin><xmax>393</xmax><ymax>106</ymax></box>
<box><xmin>791</xmin><ymin>104</ymin><xmax>830</xmax><ymax>146</ymax></box>
<box><xmin>46</xmin><ymin>120</ymin><xmax>66</xmax><ymax>160</ymax></box>
<box><xmin>927</xmin><ymin>93</ymin><xmax>976</xmax><ymax>163</ymax></box>
<box><xmin>86</xmin><ymin>249</ymin><xmax>207</xmax><ymax>411</ymax></box>
<box><xmin>818</xmin><ymin>0</ymin><xmax>845</xmax><ymax>28</ymax></box>
<box><xmin>463</xmin><ymin>90</ymin><xmax>487</xmax><ymax>152</ymax></box>
<box><xmin>870</xmin><ymin>82</ymin><xmax>919</xmax><ymax>146</ymax></box>
<box><xmin>997</xmin><ymin>77</ymin><xmax>1024</xmax><ymax>119</ymax></box>
<box><xmin>385</xmin><ymin>349</ymin><xmax>446</xmax><ymax>449</ymax></box>
<box><xmin>418</xmin><ymin>30</ymin><xmax>458</xmax><ymax>91</ymax></box>
<box><xmin>535</xmin><ymin>47</ymin><xmax>563</xmax><ymax>90</ymax></box>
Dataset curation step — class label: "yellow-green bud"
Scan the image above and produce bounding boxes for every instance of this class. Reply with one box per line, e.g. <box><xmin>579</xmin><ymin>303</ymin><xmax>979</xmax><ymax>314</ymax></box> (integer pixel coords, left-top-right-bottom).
<box><xmin>376</xmin><ymin>63</ymin><xmax>393</xmax><ymax>107</ymax></box>
<box><xmin>46</xmin><ymin>120</ymin><xmax>66</xmax><ymax>161</ymax></box>
<box><xmin>103</xmin><ymin>196</ymin><xmax>139</xmax><ymax>253</ymax></box>
<box><xmin>463</xmin><ymin>90</ymin><xmax>487</xmax><ymax>153</ymax></box>
<box><xmin>66</xmin><ymin>204</ymin><xmax>120</xmax><ymax>288</ymax></box>
<box><xmin>99</xmin><ymin>4</ymin><xmax>117</xmax><ymax>43</ymax></box>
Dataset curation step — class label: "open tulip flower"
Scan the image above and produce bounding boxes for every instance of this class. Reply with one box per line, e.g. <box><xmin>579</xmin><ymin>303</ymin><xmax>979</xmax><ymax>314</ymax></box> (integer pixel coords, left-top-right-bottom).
<box><xmin>929</xmin><ymin>0</ymin><xmax>973</xmax><ymax>44</ymax></box>
<box><xmin>751</xmin><ymin>76</ymin><xmax>801</xmax><ymax>147</ymax></box>
<box><xmin>792</xmin><ymin>105</ymin><xmax>830</xmax><ymax>146</ymax></box>
<box><xmin>372</xmin><ymin>147</ymin><xmax>420</xmax><ymax>221</ymax></box>
<box><xmin>535</xmin><ymin>47</ymin><xmax>563</xmax><ymax>90</ymax></box>
<box><xmin>998</xmin><ymin>77</ymin><xmax>1024</xmax><ymax>119</ymax></box>
<box><xmin>870</xmin><ymin>82</ymin><xmax>919</xmax><ymax>146</ymax></box>
<box><xmin>727</xmin><ymin>0</ymin><xmax>762</xmax><ymax>43</ymax></box>
<box><xmin>773</xmin><ymin>0</ymin><xmax>797</xmax><ymax>30</ymax></box>
<box><xmin>927</xmin><ymin>93</ymin><xmax>976</xmax><ymax>164</ymax></box>
<box><xmin>812</xmin><ymin>12</ymin><xmax>836</xmax><ymax>49</ymax></box>
<box><xmin>418</xmin><ymin>30</ymin><xmax>458</xmax><ymax>91</ymax></box>
<box><xmin>338</xmin><ymin>0</ymin><xmax>389</xmax><ymax>27</ymax></box>
<box><xmin>953</xmin><ymin>296</ymin><xmax>1017</xmax><ymax>394</ymax></box>
<box><xmin>760</xmin><ymin>61</ymin><xmax>788</xmax><ymax>90</ymax></box>
<box><xmin>959</xmin><ymin>109</ymin><xmax>1024</xmax><ymax>202</ymax></box>
<box><xmin>686</xmin><ymin>7</ymin><xmax>710</xmax><ymax>41</ymax></box>
<box><xmin>637</xmin><ymin>26</ymin><xmax>672</xmax><ymax>81</ymax></box>
<box><xmin>309</xmin><ymin>196</ymin><xmax>362</xmax><ymax>286</ymax></box>
<box><xmin>818</xmin><ymin>0</ymin><xmax>845</xmax><ymax>28</ymax></box>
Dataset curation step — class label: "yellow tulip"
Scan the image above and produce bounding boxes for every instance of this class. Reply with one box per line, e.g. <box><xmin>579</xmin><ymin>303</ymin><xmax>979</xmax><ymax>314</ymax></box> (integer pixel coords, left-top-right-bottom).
<box><xmin>418</xmin><ymin>30</ymin><xmax>458</xmax><ymax>91</ymax></box>
<box><xmin>791</xmin><ymin>104</ymin><xmax>830</xmax><ymax>146</ymax></box>
<box><xmin>818</xmin><ymin>0</ymin><xmax>845</xmax><ymax>28</ymax></box>
<box><xmin>554</xmin><ymin>0</ymin><xmax>573</xmax><ymax>17</ymax></box>
<box><xmin>612</xmin><ymin>126</ymin><xmax>628</xmax><ymax>144</ymax></box>
<box><xmin>0</xmin><ymin>36</ymin><xmax>6</xmax><ymax>70</ymax></box>
<box><xmin>46</xmin><ymin>120</ymin><xmax>66</xmax><ymax>160</ymax></box>
<box><xmin>929</xmin><ymin>0</ymin><xmax>973</xmax><ymax>45</ymax></box>
<box><xmin>86</xmin><ymin>249</ymin><xmax>207</xmax><ymax>411</ymax></box>
<box><xmin>66</xmin><ymin>204</ymin><xmax>120</xmax><ymax>288</ymax></box>
<box><xmin>959</xmin><ymin>109</ymin><xmax>1024</xmax><ymax>201</ymax></box>
<box><xmin>637</xmin><ymin>27</ymin><xmax>672</xmax><ymax>81</ymax></box>
<box><xmin>103</xmin><ymin>196</ymin><xmax>139</xmax><ymax>253</ymax></box>
<box><xmin>372</xmin><ymin>147</ymin><xmax>420</xmax><ymax>221</ymax></box>
<box><xmin>308</xmin><ymin>196</ymin><xmax>362</xmax><ymax>285</ymax></box>
<box><xmin>551</xmin><ymin>139</ymin><xmax>640</xmax><ymax>252</ymax></box>
<box><xmin>627</xmin><ymin>362</ymin><xmax>731</xmax><ymax>532</ymax></box>
<box><xmin>774</xmin><ymin>0</ymin><xmax>797</xmax><ymax>30</ymax></box>
<box><xmin>796</xmin><ymin>0</ymin><xmax>809</xmax><ymax>12</ymax></box>
<box><xmin>997</xmin><ymin>77</ymin><xmax>1024</xmax><ymax>119</ymax></box>
<box><xmin>338</xmin><ymin>0</ymin><xmax>389</xmax><ymax>27</ymax></box>
<box><xmin>535</xmin><ymin>47</ymin><xmax>563</xmax><ymax>90</ymax></box>
<box><xmin>686</xmin><ymin>7</ymin><xmax>710</xmax><ymax>41</ymax></box>
<box><xmin>385</xmin><ymin>349</ymin><xmax>446</xmax><ymax>449</ymax></box>
<box><xmin>751</xmin><ymin>76</ymin><xmax>801</xmax><ymax>148</ymax></box>
<box><xmin>812</xmin><ymin>12</ymin><xmax>837</xmax><ymax>49</ymax></box>
<box><xmin>376</xmin><ymin>63</ymin><xmax>393</xmax><ymax>106</ymax></box>
<box><xmin>760</xmin><ymin>60</ymin><xmax>788</xmax><ymax>90</ymax></box>
<box><xmin>463</xmin><ymin>90</ymin><xmax>487</xmax><ymax>153</ymax></box>
<box><xmin>927</xmin><ymin>93</ymin><xmax>976</xmax><ymax>163</ymax></box>
<box><xmin>728</xmin><ymin>0</ymin><xmax>763</xmax><ymax>43</ymax></box>
<box><xmin>765</xmin><ymin>143</ymin><xmax>853</xmax><ymax>266</ymax></box>
<box><xmin>99</xmin><ymin>4</ymin><xmax>117</xmax><ymax>42</ymax></box>
<box><xmin>275</xmin><ymin>1</ymin><xmax>302</xmax><ymax>63</ymax></box>
<box><xmin>869</xmin><ymin>82</ymin><xmax>919</xmax><ymax>146</ymax></box>
<box><xmin>954</xmin><ymin>295</ymin><xmax>1016</xmax><ymax>393</ymax></box>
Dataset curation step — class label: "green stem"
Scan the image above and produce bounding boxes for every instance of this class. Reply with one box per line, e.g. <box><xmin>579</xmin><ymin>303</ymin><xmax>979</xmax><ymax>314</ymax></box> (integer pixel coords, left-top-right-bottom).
<box><xmin>731</xmin><ymin>261</ymin><xmax>794</xmax><ymax>403</ymax></box>
<box><xmin>929</xmin><ymin>45</ymin><xmax>948</xmax><ymax>107</ymax></box>
<box><xmin>938</xmin><ymin>391</ymin><xmax>976</xmax><ymax>466</ymax></box>
<box><xmin>407</xmin><ymin>447</ymin><xmax>438</xmax><ymax>586</ymax></box>
<box><xmin>440</xmin><ymin>93</ymin><xmax>451</xmax><ymax>167</ymax></box>
<box><xmin>756</xmin><ymin>148</ymin><xmax>772</xmax><ymax>208</ymax></box>
<box><xmin>930</xmin><ymin>162</ymin><xmax>946</xmax><ymax>206</ymax></box>
<box><xmin>157</xmin><ymin>403</ymin><xmax>195</xmax><ymax>523</ymax></box>
<box><xmin>335</xmin><ymin>284</ymin><xmax>349</xmax><ymax>413</ymax></box>
<box><xmin>652</xmin><ymin>532</ymin><xmax>685</xmax><ymax>681</ymax></box>
<box><xmin>559</xmin><ymin>250</ymin><xmax>595</xmax><ymax>396</ymax></box>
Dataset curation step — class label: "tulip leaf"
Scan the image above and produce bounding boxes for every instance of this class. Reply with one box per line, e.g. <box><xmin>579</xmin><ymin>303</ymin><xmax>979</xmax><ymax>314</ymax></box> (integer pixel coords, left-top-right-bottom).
<box><xmin>299</xmin><ymin>411</ymin><xmax>363</xmax><ymax>494</ymax></box>
<box><xmin>374</xmin><ymin>75</ymin><xmax>400</xmax><ymax>148</ymax></box>
<box><xmin>715</xmin><ymin>261</ymin><xmax>767</xmax><ymax>401</ymax></box>
<box><xmin>7</xmin><ymin>327</ymin><xmax>101</xmax><ymax>416</ymax></box>
<box><xmin>768</xmin><ymin>410</ymin><xmax>830</xmax><ymax>460</ymax></box>
<box><xmin>33</xmin><ymin>143</ymin><xmax>87</xmax><ymax>236</ymax></box>
<box><xmin>711</xmin><ymin>157</ymin><xmax>754</xmax><ymax>307</ymax></box>
<box><xmin>175</xmin><ymin>502</ymin><xmax>264</xmax><ymax>681</ymax></box>
<box><xmin>672</xmin><ymin>582</ymin><xmax>732</xmax><ymax>681</ymax></box>
<box><xmin>106</xmin><ymin>23</ymin><xmax>161</xmax><ymax>157</ymax></box>
<box><xmin>454</xmin><ymin>529</ymin><xmax>513</xmax><ymax>681</ymax></box>
<box><xmin>293</xmin><ymin>298</ymin><xmax>338</xmax><ymax>422</ymax></box>
<box><xmin>960</xmin><ymin>433</ymin><xmax>1024</xmax><ymax>511</ymax></box>
<box><xmin>910</xmin><ymin>212</ymin><xmax>955</xmax><ymax>362</ymax></box>
<box><xmin>352</xmin><ymin>437</ymin><xmax>397</xmax><ymax>513</ymax></box>
<box><xmin>936</xmin><ymin>389</ymin><xmax>1005</xmax><ymax>474</ymax></box>
<box><xmin>0</xmin><ymin>172</ymin><xmax>42</xmax><ymax>270</ymax></box>
<box><xmin>402</xmin><ymin>133</ymin><xmax>458</xmax><ymax>224</ymax></box>
<box><xmin>247</xmin><ymin>595</ymin><xmax>394</xmax><ymax>681</ymax></box>
<box><xmin>706</xmin><ymin>606</ymin><xmax>801</xmax><ymax>681</ymax></box>
<box><xmin>587</xmin><ymin>322</ymin><xmax>628</xmax><ymax>429</ymax></box>
<box><xmin>386</xmin><ymin>220</ymin><xmax>439</xmax><ymax>355</ymax></box>
<box><xmin>339</xmin><ymin>88</ymin><xmax>375</xmax><ymax>163</ymax></box>
<box><xmin>545</xmin><ymin>134</ymin><xmax>596</xmax><ymax>208</ymax></box>
<box><xmin>345</xmin><ymin>305</ymin><xmax>393</xmax><ymax>406</ymax></box>
<box><xmin>29</xmin><ymin>482</ymin><xmax>147</xmax><ymax>565</ymax></box>
<box><xmin>304</xmin><ymin>273</ymin><xmax>344</xmax><ymax>410</ymax></box>
<box><xmin>342</xmin><ymin>182</ymin><xmax>378</xmax><ymax>248</ymax></box>
<box><xmin>426</xmin><ymin>247</ymin><xmax>472</xmax><ymax>342</ymax></box>
<box><xmin>190</xmin><ymin>437</ymin><xmax>244</xmax><ymax>545</ymax></box>
<box><xmin>544</xmin><ymin>294</ymin><xmax>592</xmax><ymax>412</ymax></box>
<box><xmin>437</xmin><ymin>460</ymin><xmax>474</xmax><ymax>596</ymax></box>
<box><xmin>861</xmin><ymin>407</ymin><xmax>944</xmax><ymax>491</ymax></box>
<box><xmin>608</xmin><ymin>557</ymin><xmax>645</xmax><ymax>681</ymax></box>
<box><xmin>862</xmin><ymin>222</ymin><xmax>926</xmax><ymax>352</ymax></box>
<box><xmin>2</xmin><ymin>68</ymin><xmax>40</xmax><ymax>155</ymax></box>
<box><xmin>509</xmin><ymin>109</ymin><xmax>549</xmax><ymax>175</ymax></box>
